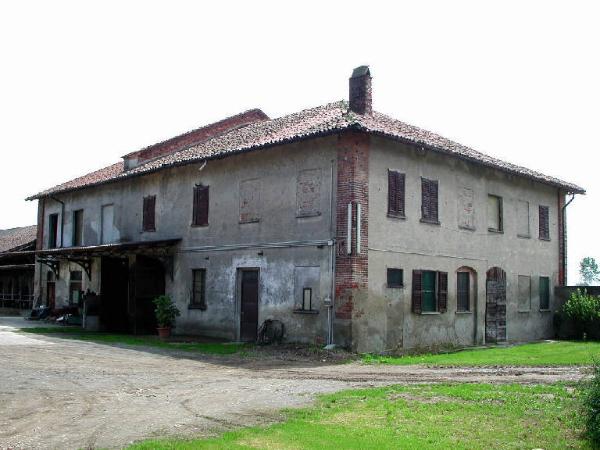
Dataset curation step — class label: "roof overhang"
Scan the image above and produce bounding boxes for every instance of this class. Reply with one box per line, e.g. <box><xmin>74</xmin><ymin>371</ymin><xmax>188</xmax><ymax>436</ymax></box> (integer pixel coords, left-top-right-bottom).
<box><xmin>35</xmin><ymin>238</ymin><xmax>181</xmax><ymax>258</ymax></box>
<box><xmin>0</xmin><ymin>263</ymin><xmax>35</xmax><ymax>271</ymax></box>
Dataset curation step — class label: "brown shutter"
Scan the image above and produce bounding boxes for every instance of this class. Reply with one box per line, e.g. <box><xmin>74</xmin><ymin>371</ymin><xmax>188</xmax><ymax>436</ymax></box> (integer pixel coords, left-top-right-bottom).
<box><xmin>193</xmin><ymin>185</ymin><xmax>209</xmax><ymax>226</ymax></box>
<box><xmin>143</xmin><ymin>196</ymin><xmax>156</xmax><ymax>231</ymax></box>
<box><xmin>539</xmin><ymin>205</ymin><xmax>549</xmax><ymax>240</ymax></box>
<box><xmin>437</xmin><ymin>271</ymin><xmax>448</xmax><ymax>313</ymax></box>
<box><xmin>388</xmin><ymin>170</ymin><xmax>405</xmax><ymax>217</ymax></box>
<box><xmin>412</xmin><ymin>270</ymin><xmax>423</xmax><ymax>314</ymax></box>
<box><xmin>421</xmin><ymin>178</ymin><xmax>439</xmax><ymax>223</ymax></box>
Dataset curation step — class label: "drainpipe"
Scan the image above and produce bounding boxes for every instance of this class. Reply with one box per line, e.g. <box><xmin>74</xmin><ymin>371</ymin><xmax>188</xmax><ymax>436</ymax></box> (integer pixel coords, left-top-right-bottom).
<box><xmin>561</xmin><ymin>192</ymin><xmax>576</xmax><ymax>285</ymax></box>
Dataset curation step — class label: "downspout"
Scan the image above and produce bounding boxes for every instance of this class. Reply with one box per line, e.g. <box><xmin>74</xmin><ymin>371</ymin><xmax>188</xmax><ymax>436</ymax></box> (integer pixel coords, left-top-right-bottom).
<box><xmin>49</xmin><ymin>195</ymin><xmax>65</xmax><ymax>248</ymax></box>
<box><xmin>561</xmin><ymin>192</ymin><xmax>576</xmax><ymax>285</ymax></box>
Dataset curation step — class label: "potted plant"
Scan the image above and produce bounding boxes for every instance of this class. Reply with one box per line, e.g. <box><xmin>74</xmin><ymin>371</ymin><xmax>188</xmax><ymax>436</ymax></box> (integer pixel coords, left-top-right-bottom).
<box><xmin>153</xmin><ymin>295</ymin><xmax>180</xmax><ymax>338</ymax></box>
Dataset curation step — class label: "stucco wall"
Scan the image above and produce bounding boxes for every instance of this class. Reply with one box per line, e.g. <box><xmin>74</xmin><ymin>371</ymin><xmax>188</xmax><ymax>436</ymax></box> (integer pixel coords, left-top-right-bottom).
<box><xmin>365</xmin><ymin>136</ymin><xmax>560</xmax><ymax>352</ymax></box>
<box><xmin>34</xmin><ymin>137</ymin><xmax>337</xmax><ymax>343</ymax></box>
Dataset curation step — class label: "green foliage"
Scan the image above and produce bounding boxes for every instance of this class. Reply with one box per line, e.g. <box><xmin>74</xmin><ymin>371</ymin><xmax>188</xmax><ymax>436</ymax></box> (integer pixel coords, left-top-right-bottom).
<box><xmin>362</xmin><ymin>341</ymin><xmax>600</xmax><ymax>366</ymax></box>
<box><xmin>562</xmin><ymin>289</ymin><xmax>600</xmax><ymax>339</ymax></box>
<box><xmin>126</xmin><ymin>383</ymin><xmax>585</xmax><ymax>449</ymax></box>
<box><xmin>583</xmin><ymin>360</ymin><xmax>600</xmax><ymax>448</ymax></box>
<box><xmin>580</xmin><ymin>257</ymin><xmax>600</xmax><ymax>286</ymax></box>
<box><xmin>153</xmin><ymin>295</ymin><xmax>180</xmax><ymax>328</ymax></box>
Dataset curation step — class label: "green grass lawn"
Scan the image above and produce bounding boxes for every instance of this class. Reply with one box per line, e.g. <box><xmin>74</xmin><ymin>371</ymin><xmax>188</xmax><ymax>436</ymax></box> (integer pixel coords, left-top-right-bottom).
<box><xmin>19</xmin><ymin>327</ymin><xmax>248</xmax><ymax>355</ymax></box>
<box><xmin>126</xmin><ymin>383</ymin><xmax>588</xmax><ymax>449</ymax></box>
<box><xmin>362</xmin><ymin>340</ymin><xmax>600</xmax><ymax>367</ymax></box>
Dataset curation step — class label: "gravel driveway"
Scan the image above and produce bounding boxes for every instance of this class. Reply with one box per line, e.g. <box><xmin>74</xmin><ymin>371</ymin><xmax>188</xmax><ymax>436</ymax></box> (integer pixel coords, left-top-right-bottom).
<box><xmin>0</xmin><ymin>317</ymin><xmax>586</xmax><ymax>449</ymax></box>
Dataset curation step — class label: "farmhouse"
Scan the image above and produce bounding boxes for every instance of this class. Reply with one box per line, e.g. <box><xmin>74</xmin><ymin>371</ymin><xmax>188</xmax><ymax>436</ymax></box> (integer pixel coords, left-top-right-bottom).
<box><xmin>26</xmin><ymin>67</ymin><xmax>584</xmax><ymax>352</ymax></box>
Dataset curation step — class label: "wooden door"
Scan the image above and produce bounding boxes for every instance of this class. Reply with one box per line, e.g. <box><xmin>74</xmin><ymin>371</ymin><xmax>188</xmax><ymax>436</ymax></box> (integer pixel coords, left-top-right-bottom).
<box><xmin>240</xmin><ymin>270</ymin><xmax>259</xmax><ymax>342</ymax></box>
<box><xmin>486</xmin><ymin>267</ymin><xmax>507</xmax><ymax>343</ymax></box>
<box><xmin>46</xmin><ymin>282</ymin><xmax>55</xmax><ymax>310</ymax></box>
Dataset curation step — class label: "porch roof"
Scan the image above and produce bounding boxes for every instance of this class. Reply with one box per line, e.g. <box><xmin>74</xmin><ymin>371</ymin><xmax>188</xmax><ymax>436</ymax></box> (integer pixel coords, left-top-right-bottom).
<box><xmin>35</xmin><ymin>238</ymin><xmax>181</xmax><ymax>258</ymax></box>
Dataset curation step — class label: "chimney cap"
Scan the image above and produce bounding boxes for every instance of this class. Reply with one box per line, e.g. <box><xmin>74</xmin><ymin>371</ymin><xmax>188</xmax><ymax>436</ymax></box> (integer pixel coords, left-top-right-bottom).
<box><xmin>351</xmin><ymin>65</ymin><xmax>370</xmax><ymax>78</ymax></box>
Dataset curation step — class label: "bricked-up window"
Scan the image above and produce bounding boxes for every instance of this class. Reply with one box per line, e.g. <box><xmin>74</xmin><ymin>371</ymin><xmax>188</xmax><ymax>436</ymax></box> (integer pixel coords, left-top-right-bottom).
<box><xmin>388</xmin><ymin>170</ymin><xmax>405</xmax><ymax>217</ymax></box>
<box><xmin>421</xmin><ymin>178</ymin><xmax>439</xmax><ymax>224</ymax></box>
<box><xmin>190</xmin><ymin>269</ymin><xmax>207</xmax><ymax>310</ymax></box>
<box><xmin>296</xmin><ymin>169</ymin><xmax>322</xmax><ymax>217</ymax></box>
<box><xmin>48</xmin><ymin>213</ymin><xmax>59</xmax><ymax>248</ymax></box>
<box><xmin>72</xmin><ymin>209</ymin><xmax>83</xmax><ymax>246</ymax></box>
<box><xmin>539</xmin><ymin>276</ymin><xmax>550</xmax><ymax>310</ymax></box>
<box><xmin>387</xmin><ymin>268</ymin><xmax>404</xmax><ymax>288</ymax></box>
<box><xmin>192</xmin><ymin>185</ymin><xmax>209</xmax><ymax>226</ymax></box>
<box><xmin>457</xmin><ymin>272</ymin><xmax>470</xmax><ymax>312</ymax></box>
<box><xmin>142</xmin><ymin>196</ymin><xmax>156</xmax><ymax>232</ymax></box>
<box><xmin>69</xmin><ymin>271</ymin><xmax>83</xmax><ymax>306</ymax></box>
<box><xmin>539</xmin><ymin>205</ymin><xmax>550</xmax><ymax>240</ymax></box>
<box><xmin>487</xmin><ymin>194</ymin><xmax>503</xmax><ymax>232</ymax></box>
<box><xmin>412</xmin><ymin>270</ymin><xmax>447</xmax><ymax>313</ymax></box>
<box><xmin>518</xmin><ymin>275</ymin><xmax>531</xmax><ymax>312</ymax></box>
<box><xmin>239</xmin><ymin>179</ymin><xmax>261</xmax><ymax>223</ymax></box>
<box><xmin>517</xmin><ymin>200</ymin><xmax>530</xmax><ymax>238</ymax></box>
<box><xmin>457</xmin><ymin>186</ymin><xmax>475</xmax><ymax>230</ymax></box>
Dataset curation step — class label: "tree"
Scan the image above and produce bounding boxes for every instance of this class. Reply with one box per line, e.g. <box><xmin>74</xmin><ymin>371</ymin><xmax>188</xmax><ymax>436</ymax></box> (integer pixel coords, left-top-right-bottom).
<box><xmin>580</xmin><ymin>257</ymin><xmax>600</xmax><ymax>286</ymax></box>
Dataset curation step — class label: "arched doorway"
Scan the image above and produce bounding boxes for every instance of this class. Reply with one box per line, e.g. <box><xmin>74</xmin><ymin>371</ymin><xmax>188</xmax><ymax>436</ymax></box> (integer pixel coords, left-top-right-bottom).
<box><xmin>486</xmin><ymin>267</ymin><xmax>506</xmax><ymax>343</ymax></box>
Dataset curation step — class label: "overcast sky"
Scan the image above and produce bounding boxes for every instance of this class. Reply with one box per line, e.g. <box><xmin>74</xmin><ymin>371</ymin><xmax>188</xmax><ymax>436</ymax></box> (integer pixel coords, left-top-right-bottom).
<box><xmin>0</xmin><ymin>1</ymin><xmax>597</xmax><ymax>283</ymax></box>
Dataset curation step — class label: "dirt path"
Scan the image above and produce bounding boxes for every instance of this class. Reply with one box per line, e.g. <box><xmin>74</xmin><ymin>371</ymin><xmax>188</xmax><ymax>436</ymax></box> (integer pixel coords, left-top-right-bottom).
<box><xmin>0</xmin><ymin>318</ymin><xmax>587</xmax><ymax>450</ymax></box>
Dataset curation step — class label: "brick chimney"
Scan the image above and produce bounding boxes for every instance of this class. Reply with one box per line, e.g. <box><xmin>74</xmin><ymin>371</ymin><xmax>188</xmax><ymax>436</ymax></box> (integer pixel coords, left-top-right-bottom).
<box><xmin>349</xmin><ymin>66</ymin><xmax>372</xmax><ymax>115</ymax></box>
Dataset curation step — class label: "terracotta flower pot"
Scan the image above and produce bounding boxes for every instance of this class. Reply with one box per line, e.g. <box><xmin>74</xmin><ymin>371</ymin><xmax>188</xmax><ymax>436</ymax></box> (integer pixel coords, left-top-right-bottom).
<box><xmin>157</xmin><ymin>327</ymin><xmax>171</xmax><ymax>339</ymax></box>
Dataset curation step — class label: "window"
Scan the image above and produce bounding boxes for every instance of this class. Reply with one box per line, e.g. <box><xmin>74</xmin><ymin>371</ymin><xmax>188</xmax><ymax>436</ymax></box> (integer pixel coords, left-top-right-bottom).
<box><xmin>69</xmin><ymin>271</ymin><xmax>83</xmax><ymax>306</ymax></box>
<box><xmin>539</xmin><ymin>276</ymin><xmax>550</xmax><ymax>310</ymax></box>
<box><xmin>539</xmin><ymin>205</ymin><xmax>550</xmax><ymax>240</ymax></box>
<box><xmin>143</xmin><ymin>196</ymin><xmax>156</xmax><ymax>232</ymax></box>
<box><xmin>457</xmin><ymin>272</ymin><xmax>470</xmax><ymax>312</ymax></box>
<box><xmin>190</xmin><ymin>269</ymin><xmax>207</xmax><ymax>309</ymax></box>
<box><xmin>294</xmin><ymin>266</ymin><xmax>320</xmax><ymax>312</ymax></box>
<box><xmin>388</xmin><ymin>170</ymin><xmax>405</xmax><ymax>217</ymax></box>
<box><xmin>296</xmin><ymin>169</ymin><xmax>322</xmax><ymax>217</ymax></box>
<box><xmin>302</xmin><ymin>288</ymin><xmax>313</xmax><ymax>311</ymax></box>
<box><xmin>48</xmin><ymin>213</ymin><xmax>59</xmax><ymax>248</ymax></box>
<box><xmin>412</xmin><ymin>270</ymin><xmax>447</xmax><ymax>313</ymax></box>
<box><xmin>72</xmin><ymin>209</ymin><xmax>83</xmax><ymax>246</ymax></box>
<box><xmin>518</xmin><ymin>275</ymin><xmax>531</xmax><ymax>312</ymax></box>
<box><xmin>192</xmin><ymin>185</ymin><xmax>209</xmax><ymax>226</ymax></box>
<box><xmin>387</xmin><ymin>268</ymin><xmax>404</xmax><ymax>288</ymax></box>
<box><xmin>487</xmin><ymin>194</ymin><xmax>503</xmax><ymax>232</ymax></box>
<box><xmin>421</xmin><ymin>178</ymin><xmax>439</xmax><ymax>223</ymax></box>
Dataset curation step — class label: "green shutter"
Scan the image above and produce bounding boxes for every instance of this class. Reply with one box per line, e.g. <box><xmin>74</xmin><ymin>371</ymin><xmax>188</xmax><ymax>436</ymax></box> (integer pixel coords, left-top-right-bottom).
<box><xmin>539</xmin><ymin>276</ymin><xmax>550</xmax><ymax>310</ymax></box>
<box><xmin>422</xmin><ymin>271</ymin><xmax>436</xmax><ymax>312</ymax></box>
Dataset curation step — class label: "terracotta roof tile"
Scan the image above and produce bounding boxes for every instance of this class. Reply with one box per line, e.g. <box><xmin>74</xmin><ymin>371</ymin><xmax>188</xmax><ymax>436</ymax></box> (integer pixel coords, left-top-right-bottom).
<box><xmin>0</xmin><ymin>225</ymin><xmax>37</xmax><ymax>252</ymax></box>
<box><xmin>27</xmin><ymin>101</ymin><xmax>584</xmax><ymax>199</ymax></box>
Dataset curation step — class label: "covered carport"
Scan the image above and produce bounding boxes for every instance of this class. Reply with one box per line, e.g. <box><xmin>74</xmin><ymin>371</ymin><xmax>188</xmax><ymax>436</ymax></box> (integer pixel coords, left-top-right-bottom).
<box><xmin>35</xmin><ymin>238</ymin><xmax>180</xmax><ymax>334</ymax></box>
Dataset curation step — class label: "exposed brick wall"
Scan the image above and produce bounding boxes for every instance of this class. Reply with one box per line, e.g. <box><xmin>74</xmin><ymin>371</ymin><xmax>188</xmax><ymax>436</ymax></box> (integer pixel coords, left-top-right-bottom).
<box><xmin>123</xmin><ymin>109</ymin><xmax>269</xmax><ymax>169</ymax></box>
<box><xmin>335</xmin><ymin>130</ymin><xmax>369</xmax><ymax>322</ymax></box>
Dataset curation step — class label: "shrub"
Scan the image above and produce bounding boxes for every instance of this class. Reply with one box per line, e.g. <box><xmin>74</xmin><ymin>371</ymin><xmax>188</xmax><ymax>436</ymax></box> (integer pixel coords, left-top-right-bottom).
<box><xmin>583</xmin><ymin>360</ymin><xmax>600</xmax><ymax>448</ymax></box>
<box><xmin>561</xmin><ymin>289</ymin><xmax>600</xmax><ymax>340</ymax></box>
<box><xmin>153</xmin><ymin>295</ymin><xmax>180</xmax><ymax>328</ymax></box>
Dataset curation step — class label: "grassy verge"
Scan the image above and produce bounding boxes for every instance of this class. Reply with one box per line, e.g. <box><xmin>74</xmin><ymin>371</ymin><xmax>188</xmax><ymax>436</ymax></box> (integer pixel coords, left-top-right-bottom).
<box><xmin>362</xmin><ymin>340</ymin><xmax>600</xmax><ymax>367</ymax></box>
<box><xmin>127</xmin><ymin>383</ymin><xmax>587</xmax><ymax>449</ymax></box>
<box><xmin>19</xmin><ymin>327</ymin><xmax>248</xmax><ymax>355</ymax></box>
